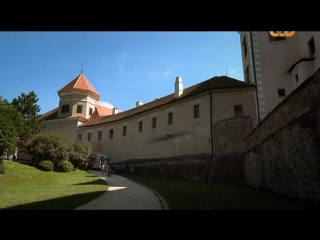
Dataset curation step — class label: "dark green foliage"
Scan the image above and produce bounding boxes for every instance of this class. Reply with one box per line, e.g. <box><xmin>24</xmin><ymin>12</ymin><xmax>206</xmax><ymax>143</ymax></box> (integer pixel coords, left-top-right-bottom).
<box><xmin>57</xmin><ymin>160</ymin><xmax>74</xmax><ymax>173</ymax></box>
<box><xmin>26</xmin><ymin>132</ymin><xmax>72</xmax><ymax>165</ymax></box>
<box><xmin>11</xmin><ymin>91</ymin><xmax>45</xmax><ymax>147</ymax></box>
<box><xmin>0</xmin><ymin>159</ymin><xmax>5</xmax><ymax>174</ymax></box>
<box><xmin>0</xmin><ymin>96</ymin><xmax>24</xmax><ymax>155</ymax></box>
<box><xmin>70</xmin><ymin>140</ymin><xmax>91</xmax><ymax>168</ymax></box>
<box><xmin>38</xmin><ymin>160</ymin><xmax>54</xmax><ymax>172</ymax></box>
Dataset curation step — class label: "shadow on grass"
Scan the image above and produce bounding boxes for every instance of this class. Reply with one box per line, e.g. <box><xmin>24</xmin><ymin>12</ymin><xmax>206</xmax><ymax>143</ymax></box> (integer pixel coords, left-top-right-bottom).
<box><xmin>2</xmin><ymin>191</ymin><xmax>106</xmax><ymax>210</ymax></box>
<box><xmin>73</xmin><ymin>178</ymin><xmax>107</xmax><ymax>186</ymax></box>
<box><xmin>85</xmin><ymin>174</ymin><xmax>100</xmax><ymax>178</ymax></box>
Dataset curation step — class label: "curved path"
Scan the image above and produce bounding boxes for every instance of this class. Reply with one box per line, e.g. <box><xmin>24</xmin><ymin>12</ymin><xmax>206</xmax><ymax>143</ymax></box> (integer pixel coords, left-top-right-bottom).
<box><xmin>75</xmin><ymin>170</ymin><xmax>169</xmax><ymax>210</ymax></box>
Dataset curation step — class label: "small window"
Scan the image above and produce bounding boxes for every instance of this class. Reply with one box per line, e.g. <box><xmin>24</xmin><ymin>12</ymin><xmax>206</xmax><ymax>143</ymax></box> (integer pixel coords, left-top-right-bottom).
<box><xmin>168</xmin><ymin>112</ymin><xmax>173</xmax><ymax>125</ymax></box>
<box><xmin>295</xmin><ymin>74</ymin><xmax>299</xmax><ymax>84</ymax></box>
<box><xmin>278</xmin><ymin>89</ymin><xmax>286</xmax><ymax>97</ymax></box>
<box><xmin>109</xmin><ymin>129</ymin><xmax>113</xmax><ymax>139</ymax></box>
<box><xmin>242</xmin><ymin>36</ymin><xmax>247</xmax><ymax>58</ymax></box>
<box><xmin>234</xmin><ymin>105</ymin><xmax>244</xmax><ymax>117</ymax></box>
<box><xmin>88</xmin><ymin>133</ymin><xmax>91</xmax><ymax>142</ymax></box>
<box><xmin>245</xmin><ymin>66</ymin><xmax>250</xmax><ymax>83</ymax></box>
<box><xmin>89</xmin><ymin>108</ymin><xmax>93</xmax><ymax>115</ymax></box>
<box><xmin>152</xmin><ymin>117</ymin><xmax>157</xmax><ymax>129</ymax></box>
<box><xmin>269</xmin><ymin>32</ymin><xmax>286</xmax><ymax>41</ymax></box>
<box><xmin>194</xmin><ymin>104</ymin><xmax>200</xmax><ymax>118</ymax></box>
<box><xmin>61</xmin><ymin>104</ymin><xmax>70</xmax><ymax>113</ymax></box>
<box><xmin>98</xmin><ymin>131</ymin><xmax>102</xmax><ymax>141</ymax></box>
<box><xmin>78</xmin><ymin>134</ymin><xmax>82</xmax><ymax>140</ymax></box>
<box><xmin>138</xmin><ymin>121</ymin><xmax>143</xmax><ymax>132</ymax></box>
<box><xmin>308</xmin><ymin>37</ymin><xmax>315</xmax><ymax>57</ymax></box>
<box><xmin>76</xmin><ymin>105</ymin><xmax>82</xmax><ymax>114</ymax></box>
<box><xmin>123</xmin><ymin>126</ymin><xmax>127</xmax><ymax>136</ymax></box>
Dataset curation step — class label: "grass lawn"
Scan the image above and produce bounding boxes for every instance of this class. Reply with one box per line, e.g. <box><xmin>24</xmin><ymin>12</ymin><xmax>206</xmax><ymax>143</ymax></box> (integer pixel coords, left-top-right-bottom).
<box><xmin>0</xmin><ymin>161</ymin><xmax>108</xmax><ymax>210</ymax></box>
<box><xmin>122</xmin><ymin>175</ymin><xmax>320</xmax><ymax>210</ymax></box>
<box><xmin>2</xmin><ymin>160</ymin><xmax>320</xmax><ymax>210</ymax></box>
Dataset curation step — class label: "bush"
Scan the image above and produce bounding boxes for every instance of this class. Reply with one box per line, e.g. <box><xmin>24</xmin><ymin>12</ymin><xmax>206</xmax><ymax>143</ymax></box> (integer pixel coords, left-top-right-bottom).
<box><xmin>38</xmin><ymin>160</ymin><xmax>54</xmax><ymax>172</ymax></box>
<box><xmin>69</xmin><ymin>158</ymin><xmax>84</xmax><ymax>170</ymax></box>
<box><xmin>0</xmin><ymin>159</ymin><xmax>5</xmax><ymax>174</ymax></box>
<box><xmin>26</xmin><ymin>132</ymin><xmax>73</xmax><ymax>164</ymax></box>
<box><xmin>57</xmin><ymin>160</ymin><xmax>74</xmax><ymax>173</ymax></box>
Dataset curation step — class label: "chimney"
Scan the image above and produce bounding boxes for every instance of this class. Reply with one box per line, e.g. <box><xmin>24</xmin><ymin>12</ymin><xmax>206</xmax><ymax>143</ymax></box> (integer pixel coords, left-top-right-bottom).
<box><xmin>174</xmin><ymin>76</ymin><xmax>183</xmax><ymax>98</ymax></box>
<box><xmin>112</xmin><ymin>107</ymin><xmax>119</xmax><ymax>114</ymax></box>
<box><xmin>136</xmin><ymin>101</ymin><xmax>143</xmax><ymax>107</ymax></box>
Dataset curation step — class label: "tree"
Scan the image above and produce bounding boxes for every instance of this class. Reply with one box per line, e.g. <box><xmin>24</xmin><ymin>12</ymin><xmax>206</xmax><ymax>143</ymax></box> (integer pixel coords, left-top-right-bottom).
<box><xmin>26</xmin><ymin>131</ymin><xmax>72</xmax><ymax>165</ymax></box>
<box><xmin>70</xmin><ymin>140</ymin><xmax>91</xmax><ymax>168</ymax></box>
<box><xmin>11</xmin><ymin>91</ymin><xmax>45</xmax><ymax>147</ymax></box>
<box><xmin>0</xmin><ymin>97</ymin><xmax>24</xmax><ymax>156</ymax></box>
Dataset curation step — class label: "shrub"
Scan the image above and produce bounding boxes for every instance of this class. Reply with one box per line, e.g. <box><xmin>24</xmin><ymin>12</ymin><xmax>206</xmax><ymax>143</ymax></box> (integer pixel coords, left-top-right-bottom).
<box><xmin>57</xmin><ymin>160</ymin><xmax>74</xmax><ymax>173</ymax></box>
<box><xmin>26</xmin><ymin>132</ymin><xmax>73</xmax><ymax>164</ymax></box>
<box><xmin>38</xmin><ymin>160</ymin><xmax>54</xmax><ymax>172</ymax></box>
<box><xmin>0</xmin><ymin>159</ymin><xmax>5</xmax><ymax>174</ymax></box>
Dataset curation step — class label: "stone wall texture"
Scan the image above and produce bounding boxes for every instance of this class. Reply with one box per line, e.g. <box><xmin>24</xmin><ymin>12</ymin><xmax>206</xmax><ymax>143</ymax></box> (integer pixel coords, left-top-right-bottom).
<box><xmin>243</xmin><ymin>70</ymin><xmax>320</xmax><ymax>202</ymax></box>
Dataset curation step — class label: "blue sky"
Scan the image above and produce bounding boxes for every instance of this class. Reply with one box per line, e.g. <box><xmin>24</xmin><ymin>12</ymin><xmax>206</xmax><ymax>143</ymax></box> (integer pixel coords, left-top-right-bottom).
<box><xmin>0</xmin><ymin>32</ymin><xmax>243</xmax><ymax>114</ymax></box>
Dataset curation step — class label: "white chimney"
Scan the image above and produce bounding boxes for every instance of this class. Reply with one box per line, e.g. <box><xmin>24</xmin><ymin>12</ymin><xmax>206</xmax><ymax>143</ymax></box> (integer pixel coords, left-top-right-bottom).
<box><xmin>174</xmin><ymin>76</ymin><xmax>183</xmax><ymax>98</ymax></box>
<box><xmin>136</xmin><ymin>101</ymin><xmax>143</xmax><ymax>107</ymax></box>
<box><xmin>113</xmin><ymin>107</ymin><xmax>119</xmax><ymax>114</ymax></box>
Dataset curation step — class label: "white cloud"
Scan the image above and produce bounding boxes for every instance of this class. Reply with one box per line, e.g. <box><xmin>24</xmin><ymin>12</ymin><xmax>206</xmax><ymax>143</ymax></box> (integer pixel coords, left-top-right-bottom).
<box><xmin>147</xmin><ymin>70</ymin><xmax>175</xmax><ymax>78</ymax></box>
<box><xmin>147</xmin><ymin>71</ymin><xmax>158</xmax><ymax>76</ymax></box>
<box><xmin>96</xmin><ymin>101</ymin><xmax>115</xmax><ymax>109</ymax></box>
<box><xmin>230</xmin><ymin>70</ymin><xmax>236</xmax><ymax>74</ymax></box>
<box><xmin>162</xmin><ymin>70</ymin><xmax>174</xmax><ymax>77</ymax></box>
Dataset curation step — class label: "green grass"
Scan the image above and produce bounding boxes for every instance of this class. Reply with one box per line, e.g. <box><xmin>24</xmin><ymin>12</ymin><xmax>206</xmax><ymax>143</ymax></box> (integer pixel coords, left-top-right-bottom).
<box><xmin>2</xmin><ymin>161</ymin><xmax>320</xmax><ymax>210</ymax></box>
<box><xmin>0</xmin><ymin>161</ymin><xmax>108</xmax><ymax>210</ymax></box>
<box><xmin>122</xmin><ymin>175</ymin><xmax>320</xmax><ymax>210</ymax></box>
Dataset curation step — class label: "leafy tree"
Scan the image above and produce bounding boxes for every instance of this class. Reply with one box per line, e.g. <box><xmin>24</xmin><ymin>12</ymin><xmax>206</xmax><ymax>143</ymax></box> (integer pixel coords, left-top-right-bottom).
<box><xmin>70</xmin><ymin>140</ymin><xmax>91</xmax><ymax>168</ymax></box>
<box><xmin>0</xmin><ymin>97</ymin><xmax>24</xmax><ymax>156</ymax></box>
<box><xmin>26</xmin><ymin>131</ymin><xmax>72</xmax><ymax>165</ymax></box>
<box><xmin>71</xmin><ymin>140</ymin><xmax>91</xmax><ymax>161</ymax></box>
<box><xmin>11</xmin><ymin>91</ymin><xmax>45</xmax><ymax>147</ymax></box>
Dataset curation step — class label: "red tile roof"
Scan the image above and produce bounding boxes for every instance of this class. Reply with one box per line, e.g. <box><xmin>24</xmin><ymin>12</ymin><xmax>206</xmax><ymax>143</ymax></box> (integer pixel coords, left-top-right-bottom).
<box><xmin>58</xmin><ymin>73</ymin><xmax>100</xmax><ymax>101</ymax></box>
<box><xmin>79</xmin><ymin>76</ymin><xmax>254</xmax><ymax>127</ymax></box>
<box><xmin>67</xmin><ymin>114</ymin><xmax>88</xmax><ymax>121</ymax></box>
<box><xmin>39</xmin><ymin>107</ymin><xmax>59</xmax><ymax>120</ymax></box>
<box><xmin>95</xmin><ymin>104</ymin><xmax>113</xmax><ymax>116</ymax></box>
<box><xmin>41</xmin><ymin>75</ymin><xmax>253</xmax><ymax>127</ymax></box>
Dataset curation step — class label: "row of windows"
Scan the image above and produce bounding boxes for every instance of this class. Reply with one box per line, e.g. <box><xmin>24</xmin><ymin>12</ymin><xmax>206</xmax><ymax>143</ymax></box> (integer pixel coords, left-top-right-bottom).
<box><xmin>61</xmin><ymin>104</ymin><xmax>93</xmax><ymax>115</ymax></box>
<box><xmin>78</xmin><ymin>104</ymin><xmax>201</xmax><ymax>141</ymax></box>
<box><xmin>77</xmin><ymin>104</ymin><xmax>245</xmax><ymax>142</ymax></box>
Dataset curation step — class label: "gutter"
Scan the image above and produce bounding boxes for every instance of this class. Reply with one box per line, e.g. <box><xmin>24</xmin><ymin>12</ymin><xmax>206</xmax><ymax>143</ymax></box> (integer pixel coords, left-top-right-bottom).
<box><xmin>206</xmin><ymin>89</ymin><xmax>215</xmax><ymax>182</ymax></box>
<box><xmin>249</xmin><ymin>31</ymin><xmax>261</xmax><ymax>123</ymax></box>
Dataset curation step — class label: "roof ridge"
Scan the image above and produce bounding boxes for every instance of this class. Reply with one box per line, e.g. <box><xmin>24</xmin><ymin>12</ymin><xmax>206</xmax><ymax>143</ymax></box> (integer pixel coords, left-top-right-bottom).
<box><xmin>82</xmin><ymin>73</ymin><xmax>90</xmax><ymax>90</ymax></box>
<box><xmin>73</xmin><ymin>74</ymin><xmax>81</xmax><ymax>89</ymax></box>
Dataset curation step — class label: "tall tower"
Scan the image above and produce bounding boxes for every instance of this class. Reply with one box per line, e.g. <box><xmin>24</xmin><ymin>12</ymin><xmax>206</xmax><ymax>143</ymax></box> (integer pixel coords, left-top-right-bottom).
<box><xmin>238</xmin><ymin>31</ymin><xmax>320</xmax><ymax>121</ymax></box>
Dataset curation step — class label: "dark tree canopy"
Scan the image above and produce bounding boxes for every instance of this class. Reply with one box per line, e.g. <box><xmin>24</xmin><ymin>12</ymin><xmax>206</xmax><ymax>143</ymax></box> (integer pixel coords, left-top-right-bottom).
<box><xmin>11</xmin><ymin>91</ymin><xmax>45</xmax><ymax>146</ymax></box>
<box><xmin>0</xmin><ymin>96</ymin><xmax>24</xmax><ymax>155</ymax></box>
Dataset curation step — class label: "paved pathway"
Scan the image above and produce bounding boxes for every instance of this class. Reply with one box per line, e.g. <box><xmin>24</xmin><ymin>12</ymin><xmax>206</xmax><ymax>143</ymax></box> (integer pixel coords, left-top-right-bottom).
<box><xmin>75</xmin><ymin>170</ymin><xmax>169</xmax><ymax>210</ymax></box>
